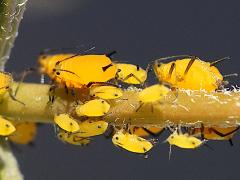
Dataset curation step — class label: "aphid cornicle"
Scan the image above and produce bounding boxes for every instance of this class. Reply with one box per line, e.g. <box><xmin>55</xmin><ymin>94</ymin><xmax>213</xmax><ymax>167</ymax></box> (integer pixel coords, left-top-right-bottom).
<box><xmin>9</xmin><ymin>122</ymin><xmax>37</xmax><ymax>145</ymax></box>
<box><xmin>75</xmin><ymin>120</ymin><xmax>108</xmax><ymax>137</ymax></box>
<box><xmin>153</xmin><ymin>56</ymin><xmax>224</xmax><ymax>91</ymax></box>
<box><xmin>89</xmin><ymin>85</ymin><xmax>123</xmax><ymax>100</ymax></box>
<box><xmin>136</xmin><ymin>84</ymin><xmax>170</xmax><ymax>112</ymax></box>
<box><xmin>54</xmin><ymin>114</ymin><xmax>80</xmax><ymax>133</ymax></box>
<box><xmin>75</xmin><ymin>99</ymin><xmax>110</xmax><ymax>117</ymax></box>
<box><xmin>112</xmin><ymin>129</ymin><xmax>154</xmax><ymax>154</ymax></box>
<box><xmin>0</xmin><ymin>116</ymin><xmax>16</xmax><ymax>136</ymax></box>
<box><xmin>57</xmin><ymin>129</ymin><xmax>90</xmax><ymax>146</ymax></box>
<box><xmin>115</xmin><ymin>63</ymin><xmax>147</xmax><ymax>84</ymax></box>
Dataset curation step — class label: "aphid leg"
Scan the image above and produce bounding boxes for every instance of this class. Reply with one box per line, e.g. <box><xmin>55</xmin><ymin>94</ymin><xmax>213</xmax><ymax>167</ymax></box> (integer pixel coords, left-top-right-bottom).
<box><xmin>142</xmin><ymin>63</ymin><xmax>151</xmax><ymax>88</ymax></box>
<box><xmin>122</xmin><ymin>73</ymin><xmax>143</xmax><ymax>84</ymax></box>
<box><xmin>48</xmin><ymin>85</ymin><xmax>56</xmax><ymax>104</ymax></box>
<box><xmin>135</xmin><ymin>102</ymin><xmax>144</xmax><ymax>112</ymax></box>
<box><xmin>15</xmin><ymin>67</ymin><xmax>37</xmax><ymax>96</ymax></box>
<box><xmin>64</xmin><ymin>84</ymin><xmax>69</xmax><ymax>94</ymax></box>
<box><xmin>104</xmin><ymin>125</ymin><xmax>115</xmax><ymax>139</ymax></box>
<box><xmin>8</xmin><ymin>88</ymin><xmax>25</xmax><ymax>105</ymax></box>
<box><xmin>203</xmin><ymin>143</ymin><xmax>214</xmax><ymax>151</ymax></box>
<box><xmin>142</xmin><ymin>127</ymin><xmax>165</xmax><ymax>137</ymax></box>
<box><xmin>200</xmin><ymin>123</ymin><xmax>205</xmax><ymax>140</ymax></box>
<box><xmin>86</xmin><ymin>82</ymin><xmax>119</xmax><ymax>88</ymax></box>
<box><xmin>210</xmin><ymin>126</ymin><xmax>239</xmax><ymax>138</ymax></box>
<box><xmin>210</xmin><ymin>56</ymin><xmax>230</xmax><ymax>66</ymax></box>
<box><xmin>228</xmin><ymin>139</ymin><xmax>234</xmax><ymax>146</ymax></box>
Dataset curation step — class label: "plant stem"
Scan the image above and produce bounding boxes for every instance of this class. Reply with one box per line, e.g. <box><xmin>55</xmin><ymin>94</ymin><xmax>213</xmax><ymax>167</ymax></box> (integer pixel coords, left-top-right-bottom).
<box><xmin>0</xmin><ymin>82</ymin><xmax>239</xmax><ymax>127</ymax></box>
<box><xmin>0</xmin><ymin>0</ymin><xmax>27</xmax><ymax>70</ymax></box>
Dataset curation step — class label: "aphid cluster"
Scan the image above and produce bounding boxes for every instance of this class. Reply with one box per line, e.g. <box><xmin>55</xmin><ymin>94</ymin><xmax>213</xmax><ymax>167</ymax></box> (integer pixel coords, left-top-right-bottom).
<box><xmin>0</xmin><ymin>51</ymin><xmax>238</xmax><ymax>157</ymax></box>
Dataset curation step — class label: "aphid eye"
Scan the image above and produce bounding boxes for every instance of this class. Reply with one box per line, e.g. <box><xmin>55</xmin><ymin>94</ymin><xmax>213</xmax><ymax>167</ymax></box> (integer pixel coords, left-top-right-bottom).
<box><xmin>157</xmin><ymin>63</ymin><xmax>160</xmax><ymax>67</ymax></box>
<box><xmin>89</xmin><ymin>121</ymin><xmax>93</xmax><ymax>123</ymax></box>
<box><xmin>97</xmin><ymin>125</ymin><xmax>101</xmax><ymax>129</ymax></box>
<box><xmin>170</xmin><ymin>136</ymin><xmax>174</xmax><ymax>139</ymax></box>
<box><xmin>192</xmin><ymin>141</ymin><xmax>196</xmax><ymax>145</ymax></box>
<box><xmin>70</xmin><ymin>122</ymin><xmax>73</xmax><ymax>126</ymax></box>
<box><xmin>56</xmin><ymin>72</ymin><xmax>60</xmax><ymax>75</ymax></box>
<box><xmin>52</xmin><ymin>69</ymin><xmax>56</xmax><ymax>72</ymax></box>
<box><xmin>115</xmin><ymin>137</ymin><xmax>119</xmax><ymax>140</ymax></box>
<box><xmin>117</xmin><ymin>69</ymin><xmax>121</xmax><ymax>72</ymax></box>
<box><xmin>5</xmin><ymin>124</ymin><xmax>9</xmax><ymax>128</ymax></box>
<box><xmin>101</xmin><ymin>100</ymin><xmax>105</xmax><ymax>103</ymax></box>
<box><xmin>42</xmin><ymin>55</ymin><xmax>47</xmax><ymax>59</ymax></box>
<box><xmin>114</xmin><ymin>94</ymin><xmax>118</xmax><ymax>97</ymax></box>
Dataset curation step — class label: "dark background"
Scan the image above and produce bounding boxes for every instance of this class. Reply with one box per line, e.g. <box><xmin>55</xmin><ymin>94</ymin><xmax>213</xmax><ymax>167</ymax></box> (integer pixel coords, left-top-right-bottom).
<box><xmin>6</xmin><ymin>0</ymin><xmax>240</xmax><ymax>179</ymax></box>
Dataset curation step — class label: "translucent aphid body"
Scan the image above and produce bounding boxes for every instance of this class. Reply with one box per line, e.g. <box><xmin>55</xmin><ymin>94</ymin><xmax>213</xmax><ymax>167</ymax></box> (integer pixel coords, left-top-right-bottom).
<box><xmin>166</xmin><ymin>130</ymin><xmax>204</xmax><ymax>149</ymax></box>
<box><xmin>0</xmin><ymin>116</ymin><xmax>16</xmax><ymax>136</ymax></box>
<box><xmin>115</xmin><ymin>63</ymin><xmax>147</xmax><ymax>84</ymax></box>
<box><xmin>90</xmin><ymin>85</ymin><xmax>123</xmax><ymax>100</ymax></box>
<box><xmin>9</xmin><ymin>122</ymin><xmax>37</xmax><ymax>144</ymax></box>
<box><xmin>154</xmin><ymin>57</ymin><xmax>223</xmax><ymax>91</ymax></box>
<box><xmin>54</xmin><ymin>114</ymin><xmax>80</xmax><ymax>133</ymax></box>
<box><xmin>76</xmin><ymin>120</ymin><xmax>108</xmax><ymax>137</ymax></box>
<box><xmin>112</xmin><ymin>130</ymin><xmax>153</xmax><ymax>154</ymax></box>
<box><xmin>75</xmin><ymin>99</ymin><xmax>110</xmax><ymax>117</ymax></box>
<box><xmin>57</xmin><ymin>129</ymin><xmax>90</xmax><ymax>146</ymax></box>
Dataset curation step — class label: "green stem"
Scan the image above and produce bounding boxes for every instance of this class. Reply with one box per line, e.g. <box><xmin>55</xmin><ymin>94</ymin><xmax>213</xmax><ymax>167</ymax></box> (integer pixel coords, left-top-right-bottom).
<box><xmin>0</xmin><ymin>82</ymin><xmax>239</xmax><ymax>127</ymax></box>
<box><xmin>0</xmin><ymin>0</ymin><xmax>28</xmax><ymax>70</ymax></box>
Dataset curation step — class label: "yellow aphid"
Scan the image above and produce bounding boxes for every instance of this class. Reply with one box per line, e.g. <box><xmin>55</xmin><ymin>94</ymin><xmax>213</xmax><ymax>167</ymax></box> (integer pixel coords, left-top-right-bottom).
<box><xmin>0</xmin><ymin>116</ymin><xmax>16</xmax><ymax>136</ymax></box>
<box><xmin>76</xmin><ymin>120</ymin><xmax>108</xmax><ymax>137</ymax></box>
<box><xmin>138</xmin><ymin>84</ymin><xmax>170</xmax><ymax>103</ymax></box>
<box><xmin>112</xmin><ymin>130</ymin><xmax>153</xmax><ymax>154</ymax></box>
<box><xmin>136</xmin><ymin>84</ymin><xmax>170</xmax><ymax>112</ymax></box>
<box><xmin>54</xmin><ymin>114</ymin><xmax>80</xmax><ymax>133</ymax></box>
<box><xmin>0</xmin><ymin>71</ymin><xmax>12</xmax><ymax>96</ymax></box>
<box><xmin>166</xmin><ymin>130</ymin><xmax>204</xmax><ymax>149</ymax></box>
<box><xmin>53</xmin><ymin>53</ymin><xmax>117</xmax><ymax>88</ymax></box>
<box><xmin>57</xmin><ymin>130</ymin><xmax>90</xmax><ymax>146</ymax></box>
<box><xmin>9</xmin><ymin>122</ymin><xmax>37</xmax><ymax>145</ymax></box>
<box><xmin>154</xmin><ymin>57</ymin><xmax>223</xmax><ymax>91</ymax></box>
<box><xmin>90</xmin><ymin>85</ymin><xmax>123</xmax><ymax>99</ymax></box>
<box><xmin>115</xmin><ymin>63</ymin><xmax>147</xmax><ymax>84</ymax></box>
<box><xmin>76</xmin><ymin>99</ymin><xmax>110</xmax><ymax>117</ymax></box>
<box><xmin>132</xmin><ymin>127</ymin><xmax>164</xmax><ymax>137</ymax></box>
<box><xmin>0</xmin><ymin>71</ymin><xmax>25</xmax><ymax>105</ymax></box>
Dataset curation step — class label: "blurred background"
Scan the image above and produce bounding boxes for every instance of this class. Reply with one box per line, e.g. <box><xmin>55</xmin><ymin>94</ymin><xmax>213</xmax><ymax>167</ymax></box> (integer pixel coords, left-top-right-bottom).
<box><xmin>6</xmin><ymin>0</ymin><xmax>240</xmax><ymax>179</ymax></box>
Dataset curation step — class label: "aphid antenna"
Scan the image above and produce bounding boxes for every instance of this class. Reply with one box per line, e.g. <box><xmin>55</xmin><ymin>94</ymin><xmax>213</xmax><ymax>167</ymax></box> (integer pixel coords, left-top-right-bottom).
<box><xmin>40</xmin><ymin>45</ymin><xmax>95</xmax><ymax>55</ymax></box>
<box><xmin>168</xmin><ymin>145</ymin><xmax>172</xmax><ymax>161</ymax></box>
<box><xmin>105</xmin><ymin>51</ymin><xmax>117</xmax><ymax>58</ymax></box>
<box><xmin>154</xmin><ymin>54</ymin><xmax>195</xmax><ymax>63</ymax></box>
<box><xmin>223</xmin><ymin>73</ymin><xmax>238</xmax><ymax>78</ymax></box>
<box><xmin>210</xmin><ymin>56</ymin><xmax>230</xmax><ymax>66</ymax></box>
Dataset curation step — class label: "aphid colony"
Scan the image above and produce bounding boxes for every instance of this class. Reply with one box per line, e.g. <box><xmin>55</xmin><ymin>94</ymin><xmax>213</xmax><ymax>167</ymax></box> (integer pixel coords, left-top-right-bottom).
<box><xmin>0</xmin><ymin>52</ymin><xmax>238</xmax><ymax>156</ymax></box>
